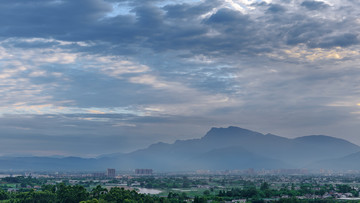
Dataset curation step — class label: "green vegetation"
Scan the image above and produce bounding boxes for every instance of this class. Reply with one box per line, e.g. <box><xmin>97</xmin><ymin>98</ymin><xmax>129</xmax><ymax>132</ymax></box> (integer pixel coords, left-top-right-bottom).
<box><xmin>0</xmin><ymin>174</ymin><xmax>360</xmax><ymax>202</ymax></box>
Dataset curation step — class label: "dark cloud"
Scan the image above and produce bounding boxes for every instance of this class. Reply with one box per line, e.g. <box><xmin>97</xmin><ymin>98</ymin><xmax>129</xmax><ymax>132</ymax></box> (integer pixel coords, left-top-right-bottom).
<box><xmin>0</xmin><ymin>0</ymin><xmax>357</xmax><ymax>55</ymax></box>
<box><xmin>301</xmin><ymin>0</ymin><xmax>329</xmax><ymax>10</ymax></box>
<box><xmin>267</xmin><ymin>4</ymin><xmax>286</xmax><ymax>13</ymax></box>
<box><xmin>0</xmin><ymin>0</ymin><xmax>111</xmax><ymax>39</ymax></box>
<box><xmin>308</xmin><ymin>33</ymin><xmax>359</xmax><ymax>48</ymax></box>
<box><xmin>284</xmin><ymin>20</ymin><xmax>331</xmax><ymax>46</ymax></box>
<box><xmin>132</xmin><ymin>5</ymin><xmax>164</xmax><ymax>28</ymax></box>
<box><xmin>1</xmin><ymin>40</ymin><xmax>60</xmax><ymax>49</ymax></box>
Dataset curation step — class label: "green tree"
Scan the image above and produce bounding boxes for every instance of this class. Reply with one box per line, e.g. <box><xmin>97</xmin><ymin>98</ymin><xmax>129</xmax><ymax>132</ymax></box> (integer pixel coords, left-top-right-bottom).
<box><xmin>260</xmin><ymin>182</ymin><xmax>270</xmax><ymax>190</ymax></box>
<box><xmin>14</xmin><ymin>189</ymin><xmax>56</xmax><ymax>203</ymax></box>
<box><xmin>337</xmin><ymin>184</ymin><xmax>352</xmax><ymax>193</ymax></box>
<box><xmin>0</xmin><ymin>189</ymin><xmax>8</xmax><ymax>200</ymax></box>
<box><xmin>194</xmin><ymin>196</ymin><xmax>207</xmax><ymax>203</ymax></box>
<box><xmin>41</xmin><ymin>185</ymin><xmax>56</xmax><ymax>193</ymax></box>
<box><xmin>91</xmin><ymin>185</ymin><xmax>108</xmax><ymax>199</ymax></box>
<box><xmin>56</xmin><ymin>184</ymin><xmax>88</xmax><ymax>203</ymax></box>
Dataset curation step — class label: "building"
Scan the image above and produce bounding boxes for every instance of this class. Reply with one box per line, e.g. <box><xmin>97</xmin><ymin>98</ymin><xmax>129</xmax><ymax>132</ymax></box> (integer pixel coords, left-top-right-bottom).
<box><xmin>107</xmin><ymin>168</ymin><xmax>116</xmax><ymax>178</ymax></box>
<box><xmin>135</xmin><ymin>169</ymin><xmax>153</xmax><ymax>175</ymax></box>
<box><xmin>92</xmin><ymin>172</ymin><xmax>106</xmax><ymax>178</ymax></box>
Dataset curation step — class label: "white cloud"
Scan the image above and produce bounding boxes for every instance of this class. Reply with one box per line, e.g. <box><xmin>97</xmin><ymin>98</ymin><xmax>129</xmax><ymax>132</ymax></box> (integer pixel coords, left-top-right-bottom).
<box><xmin>91</xmin><ymin>57</ymin><xmax>150</xmax><ymax>78</ymax></box>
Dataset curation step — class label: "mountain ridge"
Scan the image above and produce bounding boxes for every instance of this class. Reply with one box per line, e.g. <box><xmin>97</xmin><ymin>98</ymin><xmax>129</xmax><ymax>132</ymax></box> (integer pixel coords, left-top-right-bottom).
<box><xmin>0</xmin><ymin>126</ymin><xmax>359</xmax><ymax>171</ymax></box>
<box><xmin>100</xmin><ymin>126</ymin><xmax>360</xmax><ymax>171</ymax></box>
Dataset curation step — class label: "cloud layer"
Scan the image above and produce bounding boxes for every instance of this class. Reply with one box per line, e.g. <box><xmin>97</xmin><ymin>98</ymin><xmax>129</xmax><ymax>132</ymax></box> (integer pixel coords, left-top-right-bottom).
<box><xmin>0</xmin><ymin>0</ymin><xmax>360</xmax><ymax>156</ymax></box>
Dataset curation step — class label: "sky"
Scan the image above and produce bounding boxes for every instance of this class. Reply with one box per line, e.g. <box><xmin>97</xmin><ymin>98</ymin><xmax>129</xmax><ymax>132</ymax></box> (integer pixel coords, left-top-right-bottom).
<box><xmin>0</xmin><ymin>0</ymin><xmax>360</xmax><ymax>157</ymax></box>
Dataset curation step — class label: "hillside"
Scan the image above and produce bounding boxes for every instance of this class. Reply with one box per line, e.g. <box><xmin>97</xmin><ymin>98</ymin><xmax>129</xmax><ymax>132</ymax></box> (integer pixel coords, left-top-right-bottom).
<box><xmin>0</xmin><ymin>126</ymin><xmax>359</xmax><ymax>171</ymax></box>
<box><xmin>106</xmin><ymin>126</ymin><xmax>360</xmax><ymax>171</ymax></box>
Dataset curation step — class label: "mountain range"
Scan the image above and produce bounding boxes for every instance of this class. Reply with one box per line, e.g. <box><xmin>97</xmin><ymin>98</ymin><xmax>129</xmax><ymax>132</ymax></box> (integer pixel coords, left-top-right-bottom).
<box><xmin>1</xmin><ymin>126</ymin><xmax>360</xmax><ymax>172</ymax></box>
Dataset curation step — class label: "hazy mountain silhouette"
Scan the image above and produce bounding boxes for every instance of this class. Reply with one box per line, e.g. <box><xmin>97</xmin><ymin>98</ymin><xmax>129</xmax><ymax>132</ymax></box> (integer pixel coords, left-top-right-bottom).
<box><xmin>189</xmin><ymin>146</ymin><xmax>292</xmax><ymax>170</ymax></box>
<box><xmin>309</xmin><ymin>151</ymin><xmax>360</xmax><ymax>170</ymax></box>
<box><xmin>112</xmin><ymin>126</ymin><xmax>360</xmax><ymax>170</ymax></box>
<box><xmin>0</xmin><ymin>126</ymin><xmax>359</xmax><ymax>171</ymax></box>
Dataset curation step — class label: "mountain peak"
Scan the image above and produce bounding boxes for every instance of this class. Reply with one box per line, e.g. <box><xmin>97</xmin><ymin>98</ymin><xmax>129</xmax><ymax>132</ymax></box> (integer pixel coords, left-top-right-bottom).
<box><xmin>294</xmin><ymin>135</ymin><xmax>354</xmax><ymax>144</ymax></box>
<box><xmin>205</xmin><ymin>126</ymin><xmax>263</xmax><ymax>138</ymax></box>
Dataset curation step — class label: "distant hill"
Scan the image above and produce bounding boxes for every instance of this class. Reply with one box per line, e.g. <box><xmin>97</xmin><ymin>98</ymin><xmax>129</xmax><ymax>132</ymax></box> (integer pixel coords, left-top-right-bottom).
<box><xmin>189</xmin><ymin>146</ymin><xmax>292</xmax><ymax>170</ymax></box>
<box><xmin>289</xmin><ymin>135</ymin><xmax>360</xmax><ymax>166</ymax></box>
<box><xmin>111</xmin><ymin>126</ymin><xmax>360</xmax><ymax>171</ymax></box>
<box><xmin>309</xmin><ymin>151</ymin><xmax>360</xmax><ymax>170</ymax></box>
<box><xmin>0</xmin><ymin>126</ymin><xmax>359</xmax><ymax>171</ymax></box>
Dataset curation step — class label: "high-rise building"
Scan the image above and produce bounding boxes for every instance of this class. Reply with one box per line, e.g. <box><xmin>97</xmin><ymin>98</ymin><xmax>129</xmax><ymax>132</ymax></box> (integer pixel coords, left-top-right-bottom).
<box><xmin>107</xmin><ymin>168</ymin><xmax>116</xmax><ymax>178</ymax></box>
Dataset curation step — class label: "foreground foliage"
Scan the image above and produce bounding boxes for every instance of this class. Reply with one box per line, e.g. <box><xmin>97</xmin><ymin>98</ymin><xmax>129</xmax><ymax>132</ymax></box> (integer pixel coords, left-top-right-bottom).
<box><xmin>1</xmin><ymin>175</ymin><xmax>359</xmax><ymax>203</ymax></box>
<box><xmin>1</xmin><ymin>184</ymin><xmax>176</xmax><ymax>203</ymax></box>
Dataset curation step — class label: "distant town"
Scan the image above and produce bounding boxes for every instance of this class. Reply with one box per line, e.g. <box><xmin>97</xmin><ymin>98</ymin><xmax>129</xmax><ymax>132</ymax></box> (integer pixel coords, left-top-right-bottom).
<box><xmin>2</xmin><ymin>168</ymin><xmax>360</xmax><ymax>202</ymax></box>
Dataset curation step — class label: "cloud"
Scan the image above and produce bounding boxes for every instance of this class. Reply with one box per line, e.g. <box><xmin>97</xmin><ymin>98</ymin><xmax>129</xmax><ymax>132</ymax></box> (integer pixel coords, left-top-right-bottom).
<box><xmin>0</xmin><ymin>0</ymin><xmax>357</xmax><ymax>56</ymax></box>
<box><xmin>1</xmin><ymin>0</ymin><xmax>360</xmax><ymax>156</ymax></box>
<box><xmin>301</xmin><ymin>0</ymin><xmax>329</xmax><ymax>10</ymax></box>
<box><xmin>277</xmin><ymin>44</ymin><xmax>360</xmax><ymax>61</ymax></box>
<box><xmin>308</xmin><ymin>33</ymin><xmax>359</xmax><ymax>48</ymax></box>
<box><xmin>267</xmin><ymin>4</ymin><xmax>286</xmax><ymax>13</ymax></box>
<box><xmin>205</xmin><ymin>8</ymin><xmax>248</xmax><ymax>23</ymax></box>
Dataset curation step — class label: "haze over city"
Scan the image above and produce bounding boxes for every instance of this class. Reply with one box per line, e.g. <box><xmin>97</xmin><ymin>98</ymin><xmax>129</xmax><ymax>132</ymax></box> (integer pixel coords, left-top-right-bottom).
<box><xmin>1</xmin><ymin>0</ymin><xmax>360</xmax><ymax>158</ymax></box>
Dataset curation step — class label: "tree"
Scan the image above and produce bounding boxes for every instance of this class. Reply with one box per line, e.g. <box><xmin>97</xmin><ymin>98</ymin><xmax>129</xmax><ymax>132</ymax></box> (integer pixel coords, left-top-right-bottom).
<box><xmin>0</xmin><ymin>189</ymin><xmax>8</xmax><ymax>200</ymax></box>
<box><xmin>242</xmin><ymin>187</ymin><xmax>258</xmax><ymax>198</ymax></box>
<box><xmin>261</xmin><ymin>182</ymin><xmax>270</xmax><ymax>190</ymax></box>
<box><xmin>337</xmin><ymin>184</ymin><xmax>352</xmax><ymax>193</ymax></box>
<box><xmin>91</xmin><ymin>185</ymin><xmax>108</xmax><ymax>199</ymax></box>
<box><xmin>16</xmin><ymin>190</ymin><xmax>56</xmax><ymax>203</ymax></box>
<box><xmin>194</xmin><ymin>196</ymin><xmax>207</xmax><ymax>203</ymax></box>
<box><xmin>41</xmin><ymin>184</ymin><xmax>56</xmax><ymax>193</ymax></box>
<box><xmin>56</xmin><ymin>183</ymin><xmax>89</xmax><ymax>203</ymax></box>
